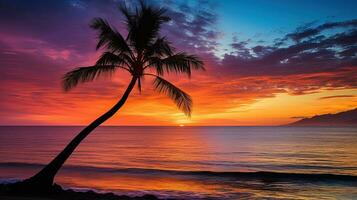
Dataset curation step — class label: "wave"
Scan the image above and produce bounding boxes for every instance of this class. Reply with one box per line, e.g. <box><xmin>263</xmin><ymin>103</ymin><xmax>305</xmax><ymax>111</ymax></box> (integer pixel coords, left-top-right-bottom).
<box><xmin>1</xmin><ymin>162</ymin><xmax>357</xmax><ymax>183</ymax></box>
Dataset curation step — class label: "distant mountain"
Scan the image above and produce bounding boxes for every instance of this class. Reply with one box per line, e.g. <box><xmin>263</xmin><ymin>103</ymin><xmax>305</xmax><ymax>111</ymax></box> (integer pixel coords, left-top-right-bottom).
<box><xmin>287</xmin><ymin>108</ymin><xmax>357</xmax><ymax>126</ymax></box>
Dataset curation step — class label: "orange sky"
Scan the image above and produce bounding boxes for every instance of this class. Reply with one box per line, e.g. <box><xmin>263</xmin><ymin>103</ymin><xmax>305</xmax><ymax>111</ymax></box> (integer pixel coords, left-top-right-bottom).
<box><xmin>0</xmin><ymin>0</ymin><xmax>357</xmax><ymax>126</ymax></box>
<box><xmin>2</xmin><ymin>68</ymin><xmax>356</xmax><ymax>126</ymax></box>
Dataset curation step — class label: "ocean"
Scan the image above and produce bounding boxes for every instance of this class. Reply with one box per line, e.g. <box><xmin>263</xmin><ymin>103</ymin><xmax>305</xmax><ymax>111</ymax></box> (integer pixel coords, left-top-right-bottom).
<box><xmin>0</xmin><ymin>126</ymin><xmax>356</xmax><ymax>199</ymax></box>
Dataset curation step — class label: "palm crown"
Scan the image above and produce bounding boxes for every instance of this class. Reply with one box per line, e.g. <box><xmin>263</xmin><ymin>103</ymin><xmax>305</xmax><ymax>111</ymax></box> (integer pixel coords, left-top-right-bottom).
<box><xmin>62</xmin><ymin>1</ymin><xmax>204</xmax><ymax>116</ymax></box>
<box><xmin>21</xmin><ymin>1</ymin><xmax>204</xmax><ymax>188</ymax></box>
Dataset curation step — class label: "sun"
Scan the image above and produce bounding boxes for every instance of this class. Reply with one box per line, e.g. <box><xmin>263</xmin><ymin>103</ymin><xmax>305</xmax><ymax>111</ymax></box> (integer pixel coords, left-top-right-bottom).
<box><xmin>179</xmin><ymin>124</ymin><xmax>185</xmax><ymax>127</ymax></box>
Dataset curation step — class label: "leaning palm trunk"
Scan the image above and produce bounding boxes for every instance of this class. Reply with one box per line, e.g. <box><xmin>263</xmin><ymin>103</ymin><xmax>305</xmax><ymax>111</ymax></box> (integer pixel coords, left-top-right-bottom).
<box><xmin>14</xmin><ymin>1</ymin><xmax>204</xmax><ymax>194</ymax></box>
<box><xmin>23</xmin><ymin>77</ymin><xmax>137</xmax><ymax>190</ymax></box>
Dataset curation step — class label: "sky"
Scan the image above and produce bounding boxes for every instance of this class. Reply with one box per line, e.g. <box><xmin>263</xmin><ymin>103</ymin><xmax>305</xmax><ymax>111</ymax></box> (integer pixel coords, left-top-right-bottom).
<box><xmin>0</xmin><ymin>0</ymin><xmax>356</xmax><ymax>126</ymax></box>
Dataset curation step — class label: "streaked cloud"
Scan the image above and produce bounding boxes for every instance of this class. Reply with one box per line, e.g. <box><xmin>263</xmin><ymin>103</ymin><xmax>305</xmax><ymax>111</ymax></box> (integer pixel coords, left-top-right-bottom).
<box><xmin>319</xmin><ymin>95</ymin><xmax>355</xmax><ymax>100</ymax></box>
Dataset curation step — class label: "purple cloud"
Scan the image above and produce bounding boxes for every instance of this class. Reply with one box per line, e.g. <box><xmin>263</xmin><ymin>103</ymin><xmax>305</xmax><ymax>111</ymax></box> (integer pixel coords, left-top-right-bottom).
<box><xmin>219</xmin><ymin>20</ymin><xmax>357</xmax><ymax>77</ymax></box>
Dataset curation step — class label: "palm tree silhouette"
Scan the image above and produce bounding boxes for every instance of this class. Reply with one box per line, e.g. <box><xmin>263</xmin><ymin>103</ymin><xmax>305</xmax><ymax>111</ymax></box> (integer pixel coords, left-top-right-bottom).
<box><xmin>22</xmin><ymin>1</ymin><xmax>204</xmax><ymax>191</ymax></box>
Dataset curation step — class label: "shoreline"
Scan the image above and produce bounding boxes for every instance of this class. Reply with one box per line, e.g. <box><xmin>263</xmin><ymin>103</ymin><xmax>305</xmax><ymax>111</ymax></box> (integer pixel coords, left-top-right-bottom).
<box><xmin>0</xmin><ymin>183</ymin><xmax>176</xmax><ymax>200</ymax></box>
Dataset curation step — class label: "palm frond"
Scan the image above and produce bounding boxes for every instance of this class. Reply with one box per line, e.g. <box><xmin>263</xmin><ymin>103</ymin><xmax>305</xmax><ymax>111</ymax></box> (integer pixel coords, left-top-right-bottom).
<box><xmin>146</xmin><ymin>56</ymin><xmax>164</xmax><ymax>75</ymax></box>
<box><xmin>149</xmin><ymin>53</ymin><xmax>204</xmax><ymax>77</ymax></box>
<box><xmin>62</xmin><ymin>65</ymin><xmax>117</xmax><ymax>91</ymax></box>
<box><xmin>144</xmin><ymin>37</ymin><xmax>174</xmax><ymax>57</ymax></box>
<box><xmin>118</xmin><ymin>2</ymin><xmax>135</xmax><ymax>30</ymax></box>
<box><xmin>96</xmin><ymin>51</ymin><xmax>126</xmax><ymax>66</ymax></box>
<box><xmin>153</xmin><ymin>76</ymin><xmax>192</xmax><ymax>116</ymax></box>
<box><xmin>121</xmin><ymin>1</ymin><xmax>170</xmax><ymax>53</ymax></box>
<box><xmin>90</xmin><ymin>18</ymin><xmax>131</xmax><ymax>53</ymax></box>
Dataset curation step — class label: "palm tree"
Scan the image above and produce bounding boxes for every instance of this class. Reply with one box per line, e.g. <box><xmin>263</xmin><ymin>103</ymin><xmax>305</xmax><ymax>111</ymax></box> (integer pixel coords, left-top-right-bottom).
<box><xmin>19</xmin><ymin>1</ymin><xmax>204</xmax><ymax>192</ymax></box>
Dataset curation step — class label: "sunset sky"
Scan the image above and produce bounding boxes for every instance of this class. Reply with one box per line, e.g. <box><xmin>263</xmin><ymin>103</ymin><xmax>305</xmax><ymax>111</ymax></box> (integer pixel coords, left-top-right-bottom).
<box><xmin>0</xmin><ymin>0</ymin><xmax>356</xmax><ymax>126</ymax></box>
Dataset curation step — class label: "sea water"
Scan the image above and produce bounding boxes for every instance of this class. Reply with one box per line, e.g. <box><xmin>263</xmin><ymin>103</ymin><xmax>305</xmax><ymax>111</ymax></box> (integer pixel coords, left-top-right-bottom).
<box><xmin>0</xmin><ymin>126</ymin><xmax>356</xmax><ymax>199</ymax></box>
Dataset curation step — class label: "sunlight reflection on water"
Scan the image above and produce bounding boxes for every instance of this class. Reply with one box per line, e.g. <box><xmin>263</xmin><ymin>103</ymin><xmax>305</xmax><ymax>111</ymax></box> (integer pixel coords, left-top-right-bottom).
<box><xmin>0</xmin><ymin>126</ymin><xmax>357</xmax><ymax>199</ymax></box>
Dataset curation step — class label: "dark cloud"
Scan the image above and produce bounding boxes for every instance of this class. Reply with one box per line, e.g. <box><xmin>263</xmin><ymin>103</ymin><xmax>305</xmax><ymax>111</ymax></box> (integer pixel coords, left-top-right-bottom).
<box><xmin>159</xmin><ymin>0</ymin><xmax>221</xmax><ymax>54</ymax></box>
<box><xmin>219</xmin><ymin>20</ymin><xmax>357</xmax><ymax>78</ymax></box>
<box><xmin>291</xmin><ymin>116</ymin><xmax>306</xmax><ymax>119</ymax></box>
<box><xmin>319</xmin><ymin>95</ymin><xmax>355</xmax><ymax>100</ymax></box>
<box><xmin>286</xmin><ymin>19</ymin><xmax>357</xmax><ymax>42</ymax></box>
